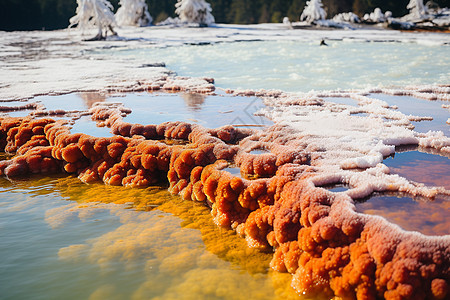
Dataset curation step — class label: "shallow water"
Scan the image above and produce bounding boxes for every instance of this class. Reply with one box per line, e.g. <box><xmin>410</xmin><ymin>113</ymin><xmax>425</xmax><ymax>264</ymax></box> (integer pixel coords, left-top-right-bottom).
<box><xmin>322</xmin><ymin>183</ymin><xmax>350</xmax><ymax>193</ymax></box>
<box><xmin>351</xmin><ymin>147</ymin><xmax>450</xmax><ymax>236</ymax></box>
<box><xmin>70</xmin><ymin>115</ymin><xmax>113</xmax><ymax>137</ymax></box>
<box><xmin>34</xmin><ymin>93</ymin><xmax>89</xmax><ymax>111</ymax></box>
<box><xmin>102</xmin><ymin>40</ymin><xmax>450</xmax><ymax>92</ymax></box>
<box><xmin>321</xmin><ymin>94</ymin><xmax>449</xmax><ymax>135</ymax></box>
<box><xmin>110</xmin><ymin>92</ymin><xmax>271</xmax><ymax>128</ymax></box>
<box><xmin>1</xmin><ymin>92</ymin><xmax>271</xmax><ymax>138</ymax></box>
<box><xmin>223</xmin><ymin>165</ymin><xmax>243</xmax><ymax>178</ymax></box>
<box><xmin>0</xmin><ymin>175</ymin><xmax>301</xmax><ymax>300</ymax></box>
<box><xmin>355</xmin><ymin>193</ymin><xmax>449</xmax><ymax>236</ymax></box>
<box><xmin>384</xmin><ymin>148</ymin><xmax>450</xmax><ymax>189</ymax></box>
<box><xmin>369</xmin><ymin>93</ymin><xmax>450</xmax><ymax>134</ymax></box>
<box><xmin>249</xmin><ymin>149</ymin><xmax>270</xmax><ymax>155</ymax></box>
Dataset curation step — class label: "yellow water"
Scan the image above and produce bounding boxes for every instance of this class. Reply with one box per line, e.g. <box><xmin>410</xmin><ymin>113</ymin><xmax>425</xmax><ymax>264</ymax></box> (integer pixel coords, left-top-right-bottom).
<box><xmin>0</xmin><ymin>174</ymin><xmax>304</xmax><ymax>300</ymax></box>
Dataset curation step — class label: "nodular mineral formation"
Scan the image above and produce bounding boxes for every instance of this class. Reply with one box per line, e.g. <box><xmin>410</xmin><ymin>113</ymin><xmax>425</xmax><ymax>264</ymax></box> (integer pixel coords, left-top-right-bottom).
<box><xmin>0</xmin><ymin>88</ymin><xmax>449</xmax><ymax>300</ymax></box>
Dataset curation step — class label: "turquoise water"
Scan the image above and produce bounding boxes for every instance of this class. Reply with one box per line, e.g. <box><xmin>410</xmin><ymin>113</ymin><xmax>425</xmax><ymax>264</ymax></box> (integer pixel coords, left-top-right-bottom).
<box><xmin>102</xmin><ymin>40</ymin><xmax>450</xmax><ymax>92</ymax></box>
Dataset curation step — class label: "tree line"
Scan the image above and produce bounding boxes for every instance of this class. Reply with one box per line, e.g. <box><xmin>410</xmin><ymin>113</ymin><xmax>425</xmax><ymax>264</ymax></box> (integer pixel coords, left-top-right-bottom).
<box><xmin>1</xmin><ymin>0</ymin><xmax>449</xmax><ymax>31</ymax></box>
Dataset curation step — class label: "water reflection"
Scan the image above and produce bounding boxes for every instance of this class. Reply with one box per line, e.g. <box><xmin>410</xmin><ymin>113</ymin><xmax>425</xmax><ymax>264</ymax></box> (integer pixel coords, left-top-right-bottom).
<box><xmin>0</xmin><ymin>175</ymin><xmax>302</xmax><ymax>300</ymax></box>
<box><xmin>70</xmin><ymin>116</ymin><xmax>113</xmax><ymax>137</ymax></box>
<box><xmin>249</xmin><ymin>149</ymin><xmax>270</xmax><ymax>155</ymax></box>
<box><xmin>21</xmin><ymin>92</ymin><xmax>272</xmax><ymax>139</ymax></box>
<box><xmin>320</xmin><ymin>183</ymin><xmax>350</xmax><ymax>193</ymax></box>
<box><xmin>384</xmin><ymin>147</ymin><xmax>450</xmax><ymax>189</ymax></box>
<box><xmin>180</xmin><ymin>92</ymin><xmax>206</xmax><ymax>111</ymax></box>
<box><xmin>355</xmin><ymin>192</ymin><xmax>449</xmax><ymax>236</ymax></box>
<box><xmin>34</xmin><ymin>93</ymin><xmax>88</xmax><ymax>111</ymax></box>
<box><xmin>78</xmin><ymin>92</ymin><xmax>107</xmax><ymax>108</ymax></box>
<box><xmin>106</xmin><ymin>93</ymin><xmax>272</xmax><ymax>129</ymax></box>
<box><xmin>369</xmin><ymin>93</ymin><xmax>450</xmax><ymax>134</ymax></box>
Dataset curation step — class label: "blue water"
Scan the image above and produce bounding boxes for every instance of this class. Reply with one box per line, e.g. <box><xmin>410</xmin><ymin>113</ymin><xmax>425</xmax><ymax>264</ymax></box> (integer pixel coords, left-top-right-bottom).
<box><xmin>370</xmin><ymin>94</ymin><xmax>450</xmax><ymax>134</ymax></box>
<box><xmin>110</xmin><ymin>92</ymin><xmax>271</xmax><ymax>128</ymax></box>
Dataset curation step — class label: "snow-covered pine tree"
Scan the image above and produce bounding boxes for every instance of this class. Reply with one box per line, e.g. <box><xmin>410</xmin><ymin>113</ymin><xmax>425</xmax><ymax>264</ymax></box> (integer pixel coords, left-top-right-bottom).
<box><xmin>300</xmin><ymin>0</ymin><xmax>326</xmax><ymax>24</ymax></box>
<box><xmin>116</xmin><ymin>0</ymin><xmax>152</xmax><ymax>27</ymax></box>
<box><xmin>407</xmin><ymin>0</ymin><xmax>427</xmax><ymax>18</ymax></box>
<box><xmin>69</xmin><ymin>0</ymin><xmax>117</xmax><ymax>40</ymax></box>
<box><xmin>175</xmin><ymin>0</ymin><xmax>215</xmax><ymax>26</ymax></box>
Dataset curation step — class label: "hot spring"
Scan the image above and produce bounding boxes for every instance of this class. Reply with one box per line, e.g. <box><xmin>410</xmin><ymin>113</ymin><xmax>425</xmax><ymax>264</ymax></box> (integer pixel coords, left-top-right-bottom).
<box><xmin>1</xmin><ymin>35</ymin><xmax>449</xmax><ymax>300</ymax></box>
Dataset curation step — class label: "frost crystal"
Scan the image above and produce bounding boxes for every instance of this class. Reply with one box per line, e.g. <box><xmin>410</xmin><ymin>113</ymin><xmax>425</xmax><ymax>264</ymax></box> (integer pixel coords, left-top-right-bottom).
<box><xmin>175</xmin><ymin>0</ymin><xmax>215</xmax><ymax>25</ymax></box>
<box><xmin>69</xmin><ymin>0</ymin><xmax>117</xmax><ymax>40</ymax></box>
<box><xmin>116</xmin><ymin>0</ymin><xmax>152</xmax><ymax>27</ymax></box>
<box><xmin>300</xmin><ymin>0</ymin><xmax>327</xmax><ymax>24</ymax></box>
